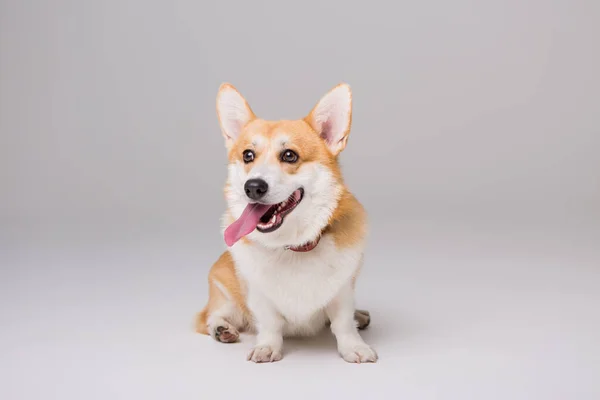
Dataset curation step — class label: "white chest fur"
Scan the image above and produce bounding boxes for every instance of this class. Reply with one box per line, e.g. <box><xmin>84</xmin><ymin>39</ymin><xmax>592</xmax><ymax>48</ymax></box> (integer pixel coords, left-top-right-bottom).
<box><xmin>230</xmin><ymin>235</ymin><xmax>364</xmax><ymax>335</ymax></box>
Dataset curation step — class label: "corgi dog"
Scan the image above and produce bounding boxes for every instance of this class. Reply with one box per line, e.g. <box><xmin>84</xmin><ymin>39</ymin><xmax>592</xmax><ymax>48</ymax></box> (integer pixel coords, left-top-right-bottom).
<box><xmin>196</xmin><ymin>83</ymin><xmax>377</xmax><ymax>363</ymax></box>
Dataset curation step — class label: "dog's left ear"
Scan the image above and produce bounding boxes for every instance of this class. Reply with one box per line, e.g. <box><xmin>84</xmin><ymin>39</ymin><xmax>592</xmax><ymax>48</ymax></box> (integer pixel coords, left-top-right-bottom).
<box><xmin>216</xmin><ymin>83</ymin><xmax>256</xmax><ymax>149</ymax></box>
<box><xmin>305</xmin><ymin>83</ymin><xmax>352</xmax><ymax>156</ymax></box>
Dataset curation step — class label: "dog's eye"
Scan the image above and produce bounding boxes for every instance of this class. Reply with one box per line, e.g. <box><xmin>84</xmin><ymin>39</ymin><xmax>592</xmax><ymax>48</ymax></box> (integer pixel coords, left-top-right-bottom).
<box><xmin>281</xmin><ymin>150</ymin><xmax>298</xmax><ymax>163</ymax></box>
<box><xmin>242</xmin><ymin>150</ymin><xmax>255</xmax><ymax>163</ymax></box>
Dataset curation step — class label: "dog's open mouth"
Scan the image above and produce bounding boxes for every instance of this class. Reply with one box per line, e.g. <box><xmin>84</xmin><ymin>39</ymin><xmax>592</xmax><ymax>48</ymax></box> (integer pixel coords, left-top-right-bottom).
<box><xmin>256</xmin><ymin>188</ymin><xmax>304</xmax><ymax>233</ymax></box>
<box><xmin>223</xmin><ymin>188</ymin><xmax>304</xmax><ymax>247</ymax></box>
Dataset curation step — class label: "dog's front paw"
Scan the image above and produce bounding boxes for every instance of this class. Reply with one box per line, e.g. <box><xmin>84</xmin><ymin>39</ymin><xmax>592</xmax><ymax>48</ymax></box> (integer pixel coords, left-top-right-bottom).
<box><xmin>339</xmin><ymin>343</ymin><xmax>378</xmax><ymax>364</ymax></box>
<box><xmin>247</xmin><ymin>345</ymin><xmax>283</xmax><ymax>363</ymax></box>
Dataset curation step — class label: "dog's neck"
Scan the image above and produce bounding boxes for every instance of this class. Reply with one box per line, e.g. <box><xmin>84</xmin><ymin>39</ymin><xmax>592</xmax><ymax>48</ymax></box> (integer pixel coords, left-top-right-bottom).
<box><xmin>285</xmin><ymin>235</ymin><xmax>321</xmax><ymax>252</ymax></box>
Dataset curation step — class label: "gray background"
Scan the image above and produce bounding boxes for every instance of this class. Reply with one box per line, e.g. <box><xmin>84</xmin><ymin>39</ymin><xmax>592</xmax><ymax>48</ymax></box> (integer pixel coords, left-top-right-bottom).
<box><xmin>1</xmin><ymin>0</ymin><xmax>599</xmax><ymax>399</ymax></box>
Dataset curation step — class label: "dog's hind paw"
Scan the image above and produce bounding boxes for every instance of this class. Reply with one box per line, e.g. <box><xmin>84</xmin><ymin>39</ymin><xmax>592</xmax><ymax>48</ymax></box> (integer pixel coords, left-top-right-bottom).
<box><xmin>209</xmin><ymin>319</ymin><xmax>240</xmax><ymax>343</ymax></box>
<box><xmin>354</xmin><ymin>309</ymin><xmax>371</xmax><ymax>330</ymax></box>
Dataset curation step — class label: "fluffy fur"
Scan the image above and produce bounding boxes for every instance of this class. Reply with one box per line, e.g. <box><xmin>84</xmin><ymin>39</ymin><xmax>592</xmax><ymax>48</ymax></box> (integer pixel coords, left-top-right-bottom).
<box><xmin>196</xmin><ymin>83</ymin><xmax>377</xmax><ymax>363</ymax></box>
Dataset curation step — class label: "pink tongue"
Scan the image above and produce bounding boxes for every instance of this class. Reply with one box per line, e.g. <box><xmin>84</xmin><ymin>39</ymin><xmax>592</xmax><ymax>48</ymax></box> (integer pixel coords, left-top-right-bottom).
<box><xmin>224</xmin><ymin>203</ymin><xmax>272</xmax><ymax>247</ymax></box>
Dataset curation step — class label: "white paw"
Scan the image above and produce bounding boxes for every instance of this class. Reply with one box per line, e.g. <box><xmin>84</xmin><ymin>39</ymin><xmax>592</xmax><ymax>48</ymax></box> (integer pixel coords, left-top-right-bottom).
<box><xmin>247</xmin><ymin>345</ymin><xmax>283</xmax><ymax>363</ymax></box>
<box><xmin>339</xmin><ymin>343</ymin><xmax>378</xmax><ymax>363</ymax></box>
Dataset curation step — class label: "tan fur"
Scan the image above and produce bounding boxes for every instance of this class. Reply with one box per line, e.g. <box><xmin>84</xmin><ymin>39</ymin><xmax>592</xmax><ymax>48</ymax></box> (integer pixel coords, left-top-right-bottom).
<box><xmin>326</xmin><ymin>189</ymin><xmax>368</xmax><ymax>249</ymax></box>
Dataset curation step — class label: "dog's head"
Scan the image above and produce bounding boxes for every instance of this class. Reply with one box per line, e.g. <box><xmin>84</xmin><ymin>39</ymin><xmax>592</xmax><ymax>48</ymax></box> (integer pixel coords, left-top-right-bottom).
<box><xmin>216</xmin><ymin>83</ymin><xmax>353</xmax><ymax>249</ymax></box>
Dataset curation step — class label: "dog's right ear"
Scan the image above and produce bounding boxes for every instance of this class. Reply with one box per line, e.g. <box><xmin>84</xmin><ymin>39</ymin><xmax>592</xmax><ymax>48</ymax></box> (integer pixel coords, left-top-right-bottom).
<box><xmin>216</xmin><ymin>83</ymin><xmax>255</xmax><ymax>148</ymax></box>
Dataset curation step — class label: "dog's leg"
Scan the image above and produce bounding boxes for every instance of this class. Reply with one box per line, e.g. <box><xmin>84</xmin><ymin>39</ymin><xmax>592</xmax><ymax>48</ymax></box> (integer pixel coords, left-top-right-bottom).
<box><xmin>196</xmin><ymin>279</ymin><xmax>245</xmax><ymax>343</ymax></box>
<box><xmin>326</xmin><ymin>309</ymin><xmax>371</xmax><ymax>329</ymax></box>
<box><xmin>246</xmin><ymin>291</ymin><xmax>284</xmax><ymax>363</ymax></box>
<box><xmin>206</xmin><ymin>292</ymin><xmax>244</xmax><ymax>344</ymax></box>
<box><xmin>196</xmin><ymin>252</ymin><xmax>249</xmax><ymax>343</ymax></box>
<box><xmin>326</xmin><ymin>284</ymin><xmax>378</xmax><ymax>363</ymax></box>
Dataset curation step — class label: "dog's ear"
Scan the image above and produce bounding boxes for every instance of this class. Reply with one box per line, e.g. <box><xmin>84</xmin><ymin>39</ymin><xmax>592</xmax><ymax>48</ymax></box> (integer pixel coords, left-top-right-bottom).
<box><xmin>305</xmin><ymin>83</ymin><xmax>352</xmax><ymax>156</ymax></box>
<box><xmin>216</xmin><ymin>83</ymin><xmax>256</xmax><ymax>148</ymax></box>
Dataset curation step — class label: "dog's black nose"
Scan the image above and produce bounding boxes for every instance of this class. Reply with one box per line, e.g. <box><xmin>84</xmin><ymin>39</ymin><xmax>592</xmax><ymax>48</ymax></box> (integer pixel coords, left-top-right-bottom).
<box><xmin>244</xmin><ymin>179</ymin><xmax>269</xmax><ymax>200</ymax></box>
